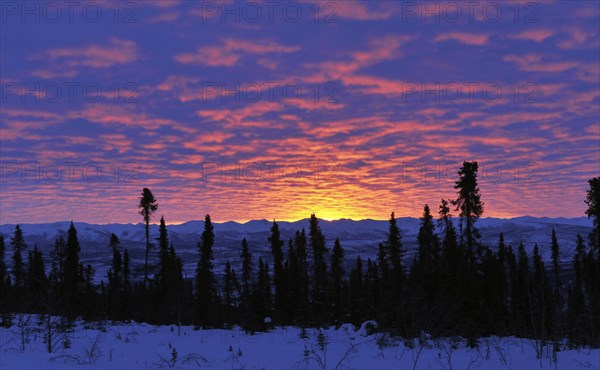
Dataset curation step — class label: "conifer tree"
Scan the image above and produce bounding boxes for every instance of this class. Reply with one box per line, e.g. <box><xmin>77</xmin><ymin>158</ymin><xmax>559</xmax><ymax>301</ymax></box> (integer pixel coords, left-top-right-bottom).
<box><xmin>169</xmin><ymin>242</ymin><xmax>185</xmax><ymax>329</ymax></box>
<box><xmin>385</xmin><ymin>212</ymin><xmax>403</xmax><ymax>277</ymax></box>
<box><xmin>122</xmin><ymin>249</ymin><xmax>131</xmax><ymax>317</ymax></box>
<box><xmin>348</xmin><ymin>256</ymin><xmax>364</xmax><ymax>324</ymax></box>
<box><xmin>255</xmin><ymin>257</ymin><xmax>272</xmax><ymax>326</ymax></box>
<box><xmin>138</xmin><ymin>187</ymin><xmax>158</xmax><ymax>288</ymax></box>
<box><xmin>269</xmin><ymin>221</ymin><xmax>285</xmax><ymax>320</ymax></box>
<box><xmin>309</xmin><ymin>214</ymin><xmax>328</xmax><ymax>324</ymax></box>
<box><xmin>438</xmin><ymin>199</ymin><xmax>459</xmax><ymax>266</ymax></box>
<box><xmin>157</xmin><ymin>216</ymin><xmax>171</xmax><ymax>292</ymax></box>
<box><xmin>417</xmin><ymin>205</ymin><xmax>439</xmax><ymax>278</ymax></box>
<box><xmin>532</xmin><ymin>244</ymin><xmax>552</xmax><ymax>342</ymax></box>
<box><xmin>63</xmin><ymin>222</ymin><xmax>81</xmax><ymax>317</ymax></box>
<box><xmin>452</xmin><ymin>161</ymin><xmax>484</xmax><ymax>253</ymax></box>
<box><xmin>195</xmin><ymin>214</ymin><xmax>217</xmax><ymax>326</ymax></box>
<box><xmin>240</xmin><ymin>238</ymin><xmax>252</xmax><ymax>305</ymax></box>
<box><xmin>550</xmin><ymin>228</ymin><xmax>562</xmax><ymax>340</ymax></box>
<box><xmin>329</xmin><ymin>238</ymin><xmax>345</xmax><ymax>322</ymax></box>
<box><xmin>107</xmin><ymin>233</ymin><xmax>122</xmax><ymax>319</ymax></box>
<box><xmin>0</xmin><ymin>236</ymin><xmax>6</xmax><ymax>290</ymax></box>
<box><xmin>26</xmin><ymin>245</ymin><xmax>47</xmax><ymax>311</ymax></box>
<box><xmin>10</xmin><ymin>225</ymin><xmax>27</xmax><ymax>293</ymax></box>
<box><xmin>80</xmin><ymin>264</ymin><xmax>96</xmax><ymax>319</ymax></box>
<box><xmin>293</xmin><ymin>229</ymin><xmax>310</xmax><ymax>324</ymax></box>
<box><xmin>0</xmin><ymin>235</ymin><xmax>7</xmax><ymax>325</ymax></box>
<box><xmin>223</xmin><ymin>261</ymin><xmax>236</xmax><ymax>321</ymax></box>
<box><xmin>568</xmin><ymin>234</ymin><xmax>587</xmax><ymax>343</ymax></box>
<box><xmin>585</xmin><ymin>177</ymin><xmax>599</xmax><ymax>255</ymax></box>
<box><xmin>515</xmin><ymin>242</ymin><xmax>530</xmax><ymax>336</ymax></box>
<box><xmin>50</xmin><ymin>236</ymin><xmax>65</xmax><ymax>281</ymax></box>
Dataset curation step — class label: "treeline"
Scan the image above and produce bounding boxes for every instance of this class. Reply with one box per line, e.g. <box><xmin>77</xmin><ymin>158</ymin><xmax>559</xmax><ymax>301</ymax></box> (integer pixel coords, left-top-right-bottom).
<box><xmin>0</xmin><ymin>163</ymin><xmax>598</xmax><ymax>348</ymax></box>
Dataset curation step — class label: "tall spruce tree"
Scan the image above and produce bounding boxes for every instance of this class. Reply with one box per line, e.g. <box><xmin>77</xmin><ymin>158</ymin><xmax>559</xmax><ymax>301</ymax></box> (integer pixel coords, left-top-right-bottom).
<box><xmin>138</xmin><ymin>188</ymin><xmax>158</xmax><ymax>288</ymax></box>
<box><xmin>107</xmin><ymin>233</ymin><xmax>122</xmax><ymax>319</ymax></box>
<box><xmin>0</xmin><ymin>235</ymin><xmax>6</xmax><ymax>289</ymax></box>
<box><xmin>414</xmin><ymin>204</ymin><xmax>440</xmax><ymax>311</ymax></box>
<box><xmin>255</xmin><ymin>257</ymin><xmax>272</xmax><ymax>326</ymax></box>
<box><xmin>223</xmin><ymin>261</ymin><xmax>236</xmax><ymax>321</ymax></box>
<box><xmin>515</xmin><ymin>242</ymin><xmax>530</xmax><ymax>336</ymax></box>
<box><xmin>452</xmin><ymin>161</ymin><xmax>484</xmax><ymax>253</ymax></box>
<box><xmin>348</xmin><ymin>256</ymin><xmax>364</xmax><ymax>324</ymax></box>
<box><xmin>63</xmin><ymin>222</ymin><xmax>81</xmax><ymax>317</ymax></box>
<box><xmin>122</xmin><ymin>249</ymin><xmax>131</xmax><ymax>317</ymax></box>
<box><xmin>309</xmin><ymin>214</ymin><xmax>328</xmax><ymax>324</ymax></box>
<box><xmin>585</xmin><ymin>177</ymin><xmax>599</xmax><ymax>255</ymax></box>
<box><xmin>329</xmin><ymin>238</ymin><xmax>345</xmax><ymax>322</ymax></box>
<box><xmin>26</xmin><ymin>245</ymin><xmax>47</xmax><ymax>311</ymax></box>
<box><xmin>417</xmin><ymin>205</ymin><xmax>438</xmax><ymax>273</ymax></box>
<box><xmin>157</xmin><ymin>216</ymin><xmax>171</xmax><ymax>290</ymax></box>
<box><xmin>532</xmin><ymin>244</ymin><xmax>552</xmax><ymax>341</ymax></box>
<box><xmin>10</xmin><ymin>225</ymin><xmax>27</xmax><ymax>293</ymax></box>
<box><xmin>550</xmin><ymin>228</ymin><xmax>562</xmax><ymax>340</ymax></box>
<box><xmin>0</xmin><ymin>235</ymin><xmax>7</xmax><ymax>323</ymax></box>
<box><xmin>240</xmin><ymin>238</ymin><xmax>252</xmax><ymax>305</ymax></box>
<box><xmin>385</xmin><ymin>212</ymin><xmax>403</xmax><ymax>276</ymax></box>
<box><xmin>568</xmin><ymin>234</ymin><xmax>587</xmax><ymax>343</ymax></box>
<box><xmin>195</xmin><ymin>214</ymin><xmax>217</xmax><ymax>326</ymax></box>
<box><xmin>269</xmin><ymin>221</ymin><xmax>285</xmax><ymax>320</ymax></box>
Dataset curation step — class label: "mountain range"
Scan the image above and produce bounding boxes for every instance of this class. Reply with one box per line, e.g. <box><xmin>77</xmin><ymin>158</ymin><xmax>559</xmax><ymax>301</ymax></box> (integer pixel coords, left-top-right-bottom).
<box><xmin>0</xmin><ymin>217</ymin><xmax>593</xmax><ymax>282</ymax></box>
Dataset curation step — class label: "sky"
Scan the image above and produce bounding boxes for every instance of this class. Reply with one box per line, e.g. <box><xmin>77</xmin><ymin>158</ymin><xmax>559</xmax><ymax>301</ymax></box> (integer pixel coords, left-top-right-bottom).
<box><xmin>0</xmin><ymin>0</ymin><xmax>599</xmax><ymax>224</ymax></box>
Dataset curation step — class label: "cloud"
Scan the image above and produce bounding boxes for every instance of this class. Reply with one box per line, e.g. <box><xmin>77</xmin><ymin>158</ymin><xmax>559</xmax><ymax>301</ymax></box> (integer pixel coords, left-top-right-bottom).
<box><xmin>329</xmin><ymin>1</ymin><xmax>397</xmax><ymax>20</ymax></box>
<box><xmin>197</xmin><ymin>102</ymin><xmax>286</xmax><ymax>128</ymax></box>
<box><xmin>504</xmin><ymin>54</ymin><xmax>579</xmax><ymax>72</ymax></box>
<box><xmin>305</xmin><ymin>35</ymin><xmax>411</xmax><ymax>81</ymax></box>
<box><xmin>435</xmin><ymin>32</ymin><xmax>489</xmax><ymax>46</ymax></box>
<box><xmin>35</xmin><ymin>38</ymin><xmax>139</xmax><ymax>69</ymax></box>
<box><xmin>557</xmin><ymin>28</ymin><xmax>599</xmax><ymax>50</ymax></box>
<box><xmin>73</xmin><ymin>105</ymin><xmax>195</xmax><ymax>133</ymax></box>
<box><xmin>174</xmin><ymin>39</ymin><xmax>300</xmax><ymax>67</ymax></box>
<box><xmin>508</xmin><ymin>29</ymin><xmax>554</xmax><ymax>42</ymax></box>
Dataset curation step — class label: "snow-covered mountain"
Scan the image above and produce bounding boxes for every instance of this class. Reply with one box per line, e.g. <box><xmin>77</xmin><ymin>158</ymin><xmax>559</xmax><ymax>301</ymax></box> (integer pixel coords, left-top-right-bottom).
<box><xmin>0</xmin><ymin>217</ymin><xmax>593</xmax><ymax>282</ymax></box>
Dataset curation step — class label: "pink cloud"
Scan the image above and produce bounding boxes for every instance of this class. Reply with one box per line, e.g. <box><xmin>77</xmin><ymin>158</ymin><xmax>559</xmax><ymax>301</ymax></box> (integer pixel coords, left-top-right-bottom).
<box><xmin>509</xmin><ymin>29</ymin><xmax>554</xmax><ymax>42</ymax></box>
<box><xmin>305</xmin><ymin>35</ymin><xmax>411</xmax><ymax>81</ymax></box>
<box><xmin>332</xmin><ymin>2</ymin><xmax>397</xmax><ymax>20</ymax></box>
<box><xmin>197</xmin><ymin>102</ymin><xmax>285</xmax><ymax>128</ymax></box>
<box><xmin>36</xmin><ymin>38</ymin><xmax>139</xmax><ymax>68</ymax></box>
<box><xmin>175</xmin><ymin>39</ymin><xmax>300</xmax><ymax>67</ymax></box>
<box><xmin>144</xmin><ymin>0</ymin><xmax>182</xmax><ymax>8</ymax></box>
<box><xmin>435</xmin><ymin>32</ymin><xmax>489</xmax><ymax>46</ymax></box>
<box><xmin>504</xmin><ymin>54</ymin><xmax>579</xmax><ymax>72</ymax></box>
<box><xmin>148</xmin><ymin>12</ymin><xmax>179</xmax><ymax>23</ymax></box>
<box><xmin>285</xmin><ymin>98</ymin><xmax>345</xmax><ymax>111</ymax></box>
<box><xmin>557</xmin><ymin>28</ymin><xmax>599</xmax><ymax>50</ymax></box>
<box><xmin>99</xmin><ymin>134</ymin><xmax>134</xmax><ymax>154</ymax></box>
<box><xmin>74</xmin><ymin>105</ymin><xmax>195</xmax><ymax>133</ymax></box>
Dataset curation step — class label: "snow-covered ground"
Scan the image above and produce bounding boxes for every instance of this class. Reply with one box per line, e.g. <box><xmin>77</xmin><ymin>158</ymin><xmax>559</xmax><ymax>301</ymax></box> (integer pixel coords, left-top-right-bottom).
<box><xmin>1</xmin><ymin>318</ymin><xmax>598</xmax><ymax>369</ymax></box>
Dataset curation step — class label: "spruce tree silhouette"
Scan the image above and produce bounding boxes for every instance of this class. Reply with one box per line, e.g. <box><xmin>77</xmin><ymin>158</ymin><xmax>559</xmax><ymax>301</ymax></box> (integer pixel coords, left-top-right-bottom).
<box><xmin>138</xmin><ymin>188</ymin><xmax>158</xmax><ymax>288</ymax></box>
<box><xmin>452</xmin><ymin>161</ymin><xmax>484</xmax><ymax>254</ymax></box>
<box><xmin>585</xmin><ymin>177</ymin><xmax>599</xmax><ymax>255</ymax></box>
